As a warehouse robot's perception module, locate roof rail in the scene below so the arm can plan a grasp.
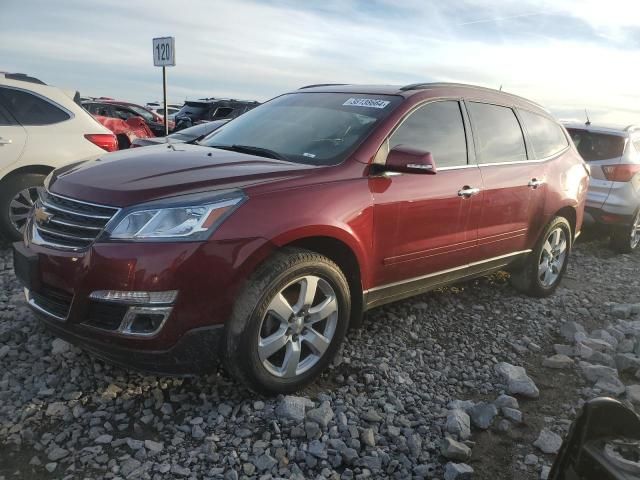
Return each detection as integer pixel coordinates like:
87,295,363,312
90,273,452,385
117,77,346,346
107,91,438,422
298,83,349,90
4,73,46,85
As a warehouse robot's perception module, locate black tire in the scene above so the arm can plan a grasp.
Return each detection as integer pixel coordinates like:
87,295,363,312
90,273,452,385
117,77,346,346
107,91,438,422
115,134,130,150
223,248,351,395
510,216,572,297
609,209,640,254
0,173,47,242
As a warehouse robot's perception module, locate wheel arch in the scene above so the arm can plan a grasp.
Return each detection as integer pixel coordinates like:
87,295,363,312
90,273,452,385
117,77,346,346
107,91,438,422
0,164,54,183
554,205,578,241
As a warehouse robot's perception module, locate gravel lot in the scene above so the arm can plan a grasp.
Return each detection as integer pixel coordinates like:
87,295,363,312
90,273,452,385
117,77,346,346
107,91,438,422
1,232,639,480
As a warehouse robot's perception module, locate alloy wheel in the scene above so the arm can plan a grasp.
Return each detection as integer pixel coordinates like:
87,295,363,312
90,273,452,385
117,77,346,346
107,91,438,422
9,186,42,234
630,211,640,250
538,227,568,288
258,275,338,378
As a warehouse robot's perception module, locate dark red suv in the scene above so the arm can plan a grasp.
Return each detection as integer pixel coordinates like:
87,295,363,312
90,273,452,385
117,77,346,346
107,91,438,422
13,83,589,393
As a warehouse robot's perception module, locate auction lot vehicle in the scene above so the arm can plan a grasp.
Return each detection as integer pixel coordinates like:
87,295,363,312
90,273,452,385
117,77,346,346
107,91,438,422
0,73,117,241
565,123,640,253
82,99,175,137
173,98,259,130
130,119,229,148
14,83,589,394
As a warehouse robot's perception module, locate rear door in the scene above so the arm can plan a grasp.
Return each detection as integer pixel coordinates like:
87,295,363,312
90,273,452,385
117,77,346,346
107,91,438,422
466,101,539,259
371,100,483,290
0,91,27,168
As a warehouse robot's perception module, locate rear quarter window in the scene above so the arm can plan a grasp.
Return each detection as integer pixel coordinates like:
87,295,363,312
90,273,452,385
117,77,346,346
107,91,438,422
467,102,527,164
0,87,70,125
519,110,568,159
567,129,626,161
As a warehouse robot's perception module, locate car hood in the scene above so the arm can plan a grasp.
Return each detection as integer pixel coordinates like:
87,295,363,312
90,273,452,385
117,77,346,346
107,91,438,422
49,144,318,207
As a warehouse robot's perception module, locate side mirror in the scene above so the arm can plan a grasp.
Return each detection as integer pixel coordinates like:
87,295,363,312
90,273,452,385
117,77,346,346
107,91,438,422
385,145,437,174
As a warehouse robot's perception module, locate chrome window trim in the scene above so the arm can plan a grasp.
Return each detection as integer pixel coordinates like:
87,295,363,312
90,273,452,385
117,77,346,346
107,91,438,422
365,249,532,294
0,85,75,124
476,145,570,167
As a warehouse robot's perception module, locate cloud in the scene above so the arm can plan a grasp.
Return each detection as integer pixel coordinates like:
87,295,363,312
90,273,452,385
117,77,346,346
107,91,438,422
1,0,639,124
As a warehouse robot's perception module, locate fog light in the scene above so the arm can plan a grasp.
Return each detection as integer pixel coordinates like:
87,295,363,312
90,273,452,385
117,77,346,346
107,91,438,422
119,306,173,336
89,290,177,305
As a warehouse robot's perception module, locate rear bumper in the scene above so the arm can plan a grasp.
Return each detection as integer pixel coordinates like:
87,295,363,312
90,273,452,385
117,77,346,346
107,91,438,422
34,306,224,375
585,207,635,226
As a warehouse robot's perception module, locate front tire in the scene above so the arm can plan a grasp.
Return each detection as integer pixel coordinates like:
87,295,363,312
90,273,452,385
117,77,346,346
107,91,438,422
0,173,46,242
610,209,640,254
223,248,351,395
510,216,572,297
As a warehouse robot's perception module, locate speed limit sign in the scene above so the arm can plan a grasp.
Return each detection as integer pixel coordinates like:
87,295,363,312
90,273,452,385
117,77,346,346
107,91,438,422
153,37,175,67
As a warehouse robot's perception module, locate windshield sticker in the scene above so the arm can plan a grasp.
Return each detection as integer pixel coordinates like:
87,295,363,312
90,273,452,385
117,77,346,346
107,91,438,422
343,98,390,109
303,152,317,158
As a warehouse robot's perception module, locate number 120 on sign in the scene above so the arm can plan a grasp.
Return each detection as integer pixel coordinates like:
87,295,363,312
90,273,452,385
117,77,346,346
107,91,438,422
153,37,175,67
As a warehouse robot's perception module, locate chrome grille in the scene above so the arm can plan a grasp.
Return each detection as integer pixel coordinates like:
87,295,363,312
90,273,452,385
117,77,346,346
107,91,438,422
32,190,119,250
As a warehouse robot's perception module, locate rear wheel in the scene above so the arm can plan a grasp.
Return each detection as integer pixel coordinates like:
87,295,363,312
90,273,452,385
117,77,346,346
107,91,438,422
223,248,350,394
0,173,46,242
610,209,640,253
510,216,572,297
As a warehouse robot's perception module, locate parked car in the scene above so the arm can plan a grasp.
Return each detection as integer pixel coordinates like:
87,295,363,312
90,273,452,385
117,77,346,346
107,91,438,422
82,99,175,137
0,73,116,241
173,98,259,130
145,102,182,121
131,119,228,148
13,83,589,393
94,115,155,149
564,122,640,253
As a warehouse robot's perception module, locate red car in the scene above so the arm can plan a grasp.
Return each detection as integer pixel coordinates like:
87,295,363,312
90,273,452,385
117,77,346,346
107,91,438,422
13,83,589,393
83,99,175,138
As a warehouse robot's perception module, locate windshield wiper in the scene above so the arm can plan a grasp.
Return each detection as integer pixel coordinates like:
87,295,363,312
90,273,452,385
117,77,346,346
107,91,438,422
210,144,287,161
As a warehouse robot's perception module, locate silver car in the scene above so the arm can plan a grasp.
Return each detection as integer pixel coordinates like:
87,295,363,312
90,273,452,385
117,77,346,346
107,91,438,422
564,123,640,252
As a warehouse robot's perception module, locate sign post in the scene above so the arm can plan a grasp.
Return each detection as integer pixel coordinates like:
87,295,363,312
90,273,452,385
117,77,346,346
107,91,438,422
152,37,176,136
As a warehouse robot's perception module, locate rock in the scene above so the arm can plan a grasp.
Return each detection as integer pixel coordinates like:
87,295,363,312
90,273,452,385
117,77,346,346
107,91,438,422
575,343,594,359
501,407,523,424
170,465,190,477
255,453,277,471
448,400,476,411
95,434,113,444
275,396,313,422
305,401,334,428
625,384,640,403
612,304,633,318
361,409,383,422
595,376,626,396
341,447,359,465
441,437,472,461
217,403,233,417
542,354,573,369
494,394,519,409
121,458,143,476
444,462,474,480
446,409,471,440
308,439,328,459
361,428,375,447
495,362,540,398
580,337,615,353
524,453,538,465
45,402,69,417
589,351,616,367
51,338,70,355
579,362,618,383
540,465,551,480
591,329,618,349
468,402,498,430
553,344,575,356
533,429,563,454
358,455,382,471
47,446,69,461
560,321,585,342
144,439,163,453
126,438,144,450
615,353,640,373
45,463,57,473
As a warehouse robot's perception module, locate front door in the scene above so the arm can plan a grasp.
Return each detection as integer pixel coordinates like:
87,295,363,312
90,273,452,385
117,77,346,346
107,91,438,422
370,100,483,300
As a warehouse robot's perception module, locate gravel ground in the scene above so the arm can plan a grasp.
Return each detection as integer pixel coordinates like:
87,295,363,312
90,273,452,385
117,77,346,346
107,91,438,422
1,231,639,480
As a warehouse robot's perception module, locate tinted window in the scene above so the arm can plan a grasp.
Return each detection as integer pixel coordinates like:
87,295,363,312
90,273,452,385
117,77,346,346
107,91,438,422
0,87,70,125
519,110,568,159
468,102,527,164
0,104,16,125
201,93,402,166
567,129,626,161
389,101,467,168
127,105,155,122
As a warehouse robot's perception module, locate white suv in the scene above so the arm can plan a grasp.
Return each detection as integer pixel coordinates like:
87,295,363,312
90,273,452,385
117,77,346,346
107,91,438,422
0,73,117,241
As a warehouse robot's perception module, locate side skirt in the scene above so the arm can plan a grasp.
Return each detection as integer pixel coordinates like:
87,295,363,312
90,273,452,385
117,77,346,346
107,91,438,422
363,250,531,310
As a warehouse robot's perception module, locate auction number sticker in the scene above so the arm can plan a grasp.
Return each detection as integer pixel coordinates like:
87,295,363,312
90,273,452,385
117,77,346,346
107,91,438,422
343,98,390,109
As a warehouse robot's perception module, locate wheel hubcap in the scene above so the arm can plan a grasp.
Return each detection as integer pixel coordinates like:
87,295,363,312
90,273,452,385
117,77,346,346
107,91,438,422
9,186,43,234
258,275,338,378
630,211,640,249
538,227,568,287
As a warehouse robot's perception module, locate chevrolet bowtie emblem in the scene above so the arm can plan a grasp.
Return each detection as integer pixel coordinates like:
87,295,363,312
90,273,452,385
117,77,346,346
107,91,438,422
34,207,54,225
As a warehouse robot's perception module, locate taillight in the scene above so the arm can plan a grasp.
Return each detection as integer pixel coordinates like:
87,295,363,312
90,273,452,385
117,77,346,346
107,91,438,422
602,164,640,182
85,133,118,152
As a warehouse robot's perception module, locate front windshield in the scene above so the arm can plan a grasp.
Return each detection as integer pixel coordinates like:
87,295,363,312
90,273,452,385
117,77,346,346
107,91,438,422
200,92,402,165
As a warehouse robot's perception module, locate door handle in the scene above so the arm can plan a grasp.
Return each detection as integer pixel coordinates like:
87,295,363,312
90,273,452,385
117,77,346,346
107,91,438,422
0,138,12,145
458,186,481,198
528,178,544,189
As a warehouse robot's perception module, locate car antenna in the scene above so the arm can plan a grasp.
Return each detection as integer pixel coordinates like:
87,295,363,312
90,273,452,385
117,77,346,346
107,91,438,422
585,109,591,126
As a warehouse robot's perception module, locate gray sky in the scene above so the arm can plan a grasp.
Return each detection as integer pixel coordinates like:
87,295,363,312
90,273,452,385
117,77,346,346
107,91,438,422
2,0,640,124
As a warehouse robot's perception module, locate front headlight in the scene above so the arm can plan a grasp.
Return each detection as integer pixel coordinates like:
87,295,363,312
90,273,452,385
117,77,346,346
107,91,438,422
108,193,244,241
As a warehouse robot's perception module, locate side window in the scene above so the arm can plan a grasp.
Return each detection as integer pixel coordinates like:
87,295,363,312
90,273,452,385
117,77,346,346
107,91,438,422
211,107,234,120
519,110,568,159
0,87,70,125
388,101,468,168
0,104,16,126
114,107,136,120
633,138,640,153
468,102,527,164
